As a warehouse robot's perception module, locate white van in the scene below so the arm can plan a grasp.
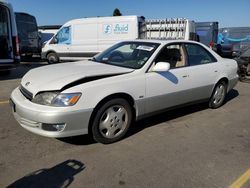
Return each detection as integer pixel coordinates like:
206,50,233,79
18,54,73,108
0,0,20,72
42,16,145,63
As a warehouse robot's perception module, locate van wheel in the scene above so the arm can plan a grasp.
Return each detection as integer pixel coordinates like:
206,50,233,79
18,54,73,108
91,98,132,144
209,81,227,109
47,53,59,64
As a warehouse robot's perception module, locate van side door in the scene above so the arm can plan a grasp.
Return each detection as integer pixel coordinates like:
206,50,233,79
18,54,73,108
70,23,98,60
182,43,220,100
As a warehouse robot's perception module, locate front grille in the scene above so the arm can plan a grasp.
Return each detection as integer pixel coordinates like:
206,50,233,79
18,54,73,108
20,85,33,101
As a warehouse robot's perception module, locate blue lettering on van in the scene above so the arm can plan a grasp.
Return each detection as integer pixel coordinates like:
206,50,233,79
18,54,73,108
103,24,112,34
114,24,129,34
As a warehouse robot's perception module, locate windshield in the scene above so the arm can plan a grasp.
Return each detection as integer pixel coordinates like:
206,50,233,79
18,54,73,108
93,41,160,69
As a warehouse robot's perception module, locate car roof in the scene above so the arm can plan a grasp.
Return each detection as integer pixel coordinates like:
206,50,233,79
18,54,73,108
133,39,201,45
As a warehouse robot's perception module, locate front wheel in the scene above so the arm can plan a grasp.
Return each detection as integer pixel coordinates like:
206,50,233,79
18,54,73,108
47,52,59,64
91,98,133,144
209,81,227,109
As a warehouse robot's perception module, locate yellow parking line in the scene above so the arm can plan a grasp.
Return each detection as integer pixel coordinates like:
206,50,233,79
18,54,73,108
0,100,9,105
229,169,250,188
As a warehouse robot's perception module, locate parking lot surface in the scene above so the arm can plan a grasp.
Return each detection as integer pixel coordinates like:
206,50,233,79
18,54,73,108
0,62,250,188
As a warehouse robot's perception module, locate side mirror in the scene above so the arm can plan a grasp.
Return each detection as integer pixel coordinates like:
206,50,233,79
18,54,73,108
50,36,58,44
152,62,170,72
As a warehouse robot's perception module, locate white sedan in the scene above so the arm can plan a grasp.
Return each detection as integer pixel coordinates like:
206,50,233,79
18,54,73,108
10,40,238,144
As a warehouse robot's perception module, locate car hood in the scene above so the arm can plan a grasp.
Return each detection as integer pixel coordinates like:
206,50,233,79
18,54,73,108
21,61,134,95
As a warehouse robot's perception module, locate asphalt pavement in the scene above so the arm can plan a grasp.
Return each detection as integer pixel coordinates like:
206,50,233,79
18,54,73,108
0,62,250,188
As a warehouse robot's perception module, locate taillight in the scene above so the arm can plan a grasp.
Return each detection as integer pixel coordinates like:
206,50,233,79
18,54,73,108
209,41,214,48
15,36,20,56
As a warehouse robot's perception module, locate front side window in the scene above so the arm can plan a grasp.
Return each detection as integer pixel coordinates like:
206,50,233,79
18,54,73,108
185,43,216,66
56,26,71,44
94,42,160,69
155,43,186,69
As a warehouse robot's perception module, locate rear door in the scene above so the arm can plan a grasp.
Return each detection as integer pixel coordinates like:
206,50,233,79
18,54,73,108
182,43,219,100
0,3,13,64
145,42,219,114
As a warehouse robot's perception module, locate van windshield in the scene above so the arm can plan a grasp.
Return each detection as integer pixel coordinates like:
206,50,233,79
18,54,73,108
93,41,160,69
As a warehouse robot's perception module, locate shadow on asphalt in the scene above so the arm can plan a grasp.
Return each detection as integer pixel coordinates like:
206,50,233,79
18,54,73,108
60,89,239,145
58,135,97,146
7,160,85,188
225,88,239,103
0,57,47,81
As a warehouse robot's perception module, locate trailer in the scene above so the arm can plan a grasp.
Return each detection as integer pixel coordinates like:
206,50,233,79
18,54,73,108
145,18,196,40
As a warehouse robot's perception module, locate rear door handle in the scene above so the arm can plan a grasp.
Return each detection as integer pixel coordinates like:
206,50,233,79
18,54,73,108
182,75,189,78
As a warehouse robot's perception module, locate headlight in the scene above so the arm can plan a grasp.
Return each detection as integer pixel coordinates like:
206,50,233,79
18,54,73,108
52,93,81,106
32,92,81,107
32,92,59,105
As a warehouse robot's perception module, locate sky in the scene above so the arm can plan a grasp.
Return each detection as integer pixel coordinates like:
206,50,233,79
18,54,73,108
7,0,250,28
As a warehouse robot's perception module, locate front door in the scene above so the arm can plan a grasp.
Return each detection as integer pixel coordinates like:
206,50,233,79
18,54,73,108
145,43,191,113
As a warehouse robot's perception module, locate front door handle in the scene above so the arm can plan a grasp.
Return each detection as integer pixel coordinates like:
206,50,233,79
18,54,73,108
182,75,189,78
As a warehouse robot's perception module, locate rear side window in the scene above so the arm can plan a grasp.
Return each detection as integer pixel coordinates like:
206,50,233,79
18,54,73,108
185,43,216,66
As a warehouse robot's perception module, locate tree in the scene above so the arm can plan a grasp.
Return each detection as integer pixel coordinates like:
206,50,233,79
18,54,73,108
113,8,122,16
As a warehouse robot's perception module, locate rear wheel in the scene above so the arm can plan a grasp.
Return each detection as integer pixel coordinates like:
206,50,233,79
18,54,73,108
47,52,59,64
91,98,132,144
209,81,227,109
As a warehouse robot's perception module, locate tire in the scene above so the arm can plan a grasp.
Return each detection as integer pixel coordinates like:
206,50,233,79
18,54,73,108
91,98,133,144
47,52,59,64
209,81,227,109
